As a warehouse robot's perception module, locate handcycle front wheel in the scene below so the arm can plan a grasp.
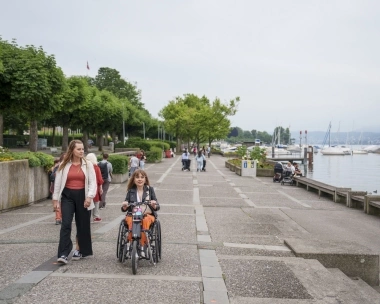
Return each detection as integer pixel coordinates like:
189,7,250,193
131,240,139,275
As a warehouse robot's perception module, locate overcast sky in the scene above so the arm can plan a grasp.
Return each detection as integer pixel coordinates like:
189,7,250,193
1,0,379,134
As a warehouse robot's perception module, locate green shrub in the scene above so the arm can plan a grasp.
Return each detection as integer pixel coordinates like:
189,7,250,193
146,146,162,163
236,146,247,158
107,155,129,174
0,151,54,171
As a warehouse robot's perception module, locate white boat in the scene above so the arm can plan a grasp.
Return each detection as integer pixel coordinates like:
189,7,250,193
320,122,346,155
320,146,346,155
287,145,302,153
364,145,380,153
352,149,368,154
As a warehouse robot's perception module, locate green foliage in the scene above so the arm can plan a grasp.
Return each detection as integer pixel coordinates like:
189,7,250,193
107,154,129,174
146,146,162,163
92,67,143,109
0,151,54,171
159,94,239,146
236,146,247,158
250,147,267,164
116,138,170,152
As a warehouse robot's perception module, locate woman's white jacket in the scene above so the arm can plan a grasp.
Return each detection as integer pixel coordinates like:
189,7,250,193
53,160,97,202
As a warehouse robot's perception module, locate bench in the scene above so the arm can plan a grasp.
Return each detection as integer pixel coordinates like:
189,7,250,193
347,191,367,209
364,195,380,215
293,177,336,199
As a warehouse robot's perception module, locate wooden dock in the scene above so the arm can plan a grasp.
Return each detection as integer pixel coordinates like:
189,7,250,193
292,176,380,214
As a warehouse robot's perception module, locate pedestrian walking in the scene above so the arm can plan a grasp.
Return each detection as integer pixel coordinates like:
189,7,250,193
86,153,103,223
50,154,65,225
139,150,146,170
98,153,113,209
52,140,96,264
129,152,140,176
195,150,205,172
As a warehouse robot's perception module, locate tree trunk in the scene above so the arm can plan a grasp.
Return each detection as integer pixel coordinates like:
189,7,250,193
52,126,56,147
111,131,116,143
0,113,3,146
176,137,181,154
104,132,108,146
62,124,69,151
97,133,103,151
83,131,89,154
29,120,38,152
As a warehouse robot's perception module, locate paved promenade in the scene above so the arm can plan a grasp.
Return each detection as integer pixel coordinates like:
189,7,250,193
1,155,380,303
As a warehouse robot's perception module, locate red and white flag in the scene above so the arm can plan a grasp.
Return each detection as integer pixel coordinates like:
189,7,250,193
87,61,90,70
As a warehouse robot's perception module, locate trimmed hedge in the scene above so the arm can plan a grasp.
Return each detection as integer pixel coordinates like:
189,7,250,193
97,154,129,174
146,147,162,163
0,152,54,171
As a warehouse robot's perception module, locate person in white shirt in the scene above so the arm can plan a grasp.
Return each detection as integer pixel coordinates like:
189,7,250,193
182,149,190,171
129,153,140,175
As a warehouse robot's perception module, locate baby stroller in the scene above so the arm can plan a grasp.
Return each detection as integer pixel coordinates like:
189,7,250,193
182,159,191,171
281,169,294,186
273,162,283,182
201,159,206,172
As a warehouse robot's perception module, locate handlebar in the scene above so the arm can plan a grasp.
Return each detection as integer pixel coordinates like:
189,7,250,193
128,201,150,207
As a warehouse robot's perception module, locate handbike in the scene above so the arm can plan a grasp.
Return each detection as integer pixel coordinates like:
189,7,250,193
116,201,161,275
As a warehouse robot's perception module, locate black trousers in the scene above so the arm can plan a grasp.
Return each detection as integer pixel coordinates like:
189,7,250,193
58,188,92,257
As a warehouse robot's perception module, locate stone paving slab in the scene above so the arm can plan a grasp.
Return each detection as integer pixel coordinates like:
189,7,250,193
13,277,202,304
0,243,57,291
0,214,53,230
155,191,194,205
221,259,312,299
215,246,295,258
201,198,249,208
0,222,65,242
53,242,200,277
155,183,194,191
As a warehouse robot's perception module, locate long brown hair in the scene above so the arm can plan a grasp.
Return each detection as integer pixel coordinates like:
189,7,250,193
126,169,150,190
59,140,87,171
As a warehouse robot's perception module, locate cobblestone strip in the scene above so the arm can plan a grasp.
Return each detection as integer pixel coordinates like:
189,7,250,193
193,166,229,304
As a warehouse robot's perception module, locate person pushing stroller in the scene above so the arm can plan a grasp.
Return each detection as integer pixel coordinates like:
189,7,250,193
181,149,191,171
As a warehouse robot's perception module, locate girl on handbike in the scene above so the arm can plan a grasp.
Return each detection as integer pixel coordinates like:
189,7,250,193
121,169,159,258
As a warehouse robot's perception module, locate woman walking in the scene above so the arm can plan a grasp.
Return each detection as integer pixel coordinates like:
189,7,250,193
52,140,96,264
195,150,205,172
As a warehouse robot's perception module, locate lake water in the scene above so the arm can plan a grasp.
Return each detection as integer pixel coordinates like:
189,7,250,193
299,146,380,193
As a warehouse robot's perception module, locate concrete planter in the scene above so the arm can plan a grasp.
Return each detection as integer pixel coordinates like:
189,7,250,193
111,172,129,184
256,168,274,177
225,160,269,177
0,160,49,212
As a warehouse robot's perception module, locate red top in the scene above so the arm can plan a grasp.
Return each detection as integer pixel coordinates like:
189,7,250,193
93,164,104,202
65,164,85,189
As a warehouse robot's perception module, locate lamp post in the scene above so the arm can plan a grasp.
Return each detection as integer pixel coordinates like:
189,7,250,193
123,120,125,145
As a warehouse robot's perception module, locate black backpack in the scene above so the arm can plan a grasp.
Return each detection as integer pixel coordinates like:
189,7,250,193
50,166,58,183
98,161,109,181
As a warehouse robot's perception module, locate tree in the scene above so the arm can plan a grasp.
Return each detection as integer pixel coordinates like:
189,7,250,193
160,94,239,150
0,40,65,151
51,76,91,151
92,67,143,109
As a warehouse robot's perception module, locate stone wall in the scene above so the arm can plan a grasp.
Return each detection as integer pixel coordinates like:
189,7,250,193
0,160,49,212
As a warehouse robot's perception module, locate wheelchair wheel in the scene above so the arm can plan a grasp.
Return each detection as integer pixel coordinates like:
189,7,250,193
151,222,159,263
156,220,162,260
116,220,125,259
131,240,139,275
118,226,127,263
121,233,129,263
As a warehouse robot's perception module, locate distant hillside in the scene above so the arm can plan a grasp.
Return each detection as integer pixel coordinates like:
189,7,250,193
290,131,380,145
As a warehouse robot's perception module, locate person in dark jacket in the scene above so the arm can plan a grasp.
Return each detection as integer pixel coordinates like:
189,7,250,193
121,169,159,258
